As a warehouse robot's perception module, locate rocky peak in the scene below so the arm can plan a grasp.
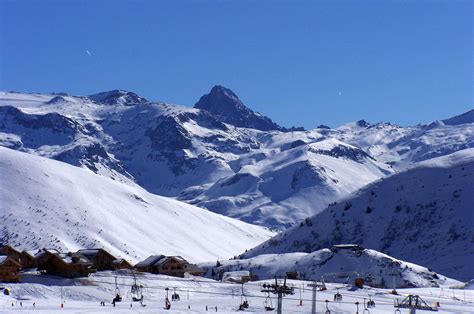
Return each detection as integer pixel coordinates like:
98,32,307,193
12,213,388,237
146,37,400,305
194,85,284,131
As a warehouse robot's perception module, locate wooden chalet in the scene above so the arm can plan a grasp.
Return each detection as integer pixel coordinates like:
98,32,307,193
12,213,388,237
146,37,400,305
0,255,21,282
112,258,133,270
0,245,22,264
38,251,96,278
135,255,203,277
35,249,61,269
76,248,121,271
21,250,41,269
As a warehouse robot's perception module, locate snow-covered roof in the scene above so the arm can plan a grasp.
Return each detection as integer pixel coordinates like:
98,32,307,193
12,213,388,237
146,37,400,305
54,253,92,265
77,249,101,256
23,250,39,258
135,255,165,267
44,249,60,254
0,255,21,267
154,256,187,266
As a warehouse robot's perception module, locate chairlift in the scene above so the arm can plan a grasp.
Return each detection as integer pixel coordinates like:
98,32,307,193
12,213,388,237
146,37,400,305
333,288,342,302
131,276,143,303
112,276,122,303
171,287,180,301
367,295,375,308
263,292,274,311
238,282,249,310
164,288,171,310
325,299,331,314
363,298,370,313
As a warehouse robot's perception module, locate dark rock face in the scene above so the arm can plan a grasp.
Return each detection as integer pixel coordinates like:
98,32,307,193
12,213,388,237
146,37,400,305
88,90,148,106
0,106,84,148
54,143,133,179
308,144,374,163
194,85,284,131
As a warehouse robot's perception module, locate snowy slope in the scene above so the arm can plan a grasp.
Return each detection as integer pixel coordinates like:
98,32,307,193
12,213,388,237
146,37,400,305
243,149,474,281
0,147,274,263
201,248,460,288
2,271,472,313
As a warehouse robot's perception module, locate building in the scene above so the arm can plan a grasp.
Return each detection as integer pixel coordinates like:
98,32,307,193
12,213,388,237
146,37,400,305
0,255,21,282
76,248,121,271
135,255,203,277
35,249,61,269
112,258,133,270
38,252,96,278
0,245,22,264
21,250,40,269
330,244,365,253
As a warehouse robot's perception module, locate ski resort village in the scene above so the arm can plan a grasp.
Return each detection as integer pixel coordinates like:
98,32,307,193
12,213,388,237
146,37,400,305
0,87,472,313
1,1,473,311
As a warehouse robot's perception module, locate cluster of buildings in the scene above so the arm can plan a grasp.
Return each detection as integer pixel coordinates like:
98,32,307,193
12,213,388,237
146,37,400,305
0,245,203,283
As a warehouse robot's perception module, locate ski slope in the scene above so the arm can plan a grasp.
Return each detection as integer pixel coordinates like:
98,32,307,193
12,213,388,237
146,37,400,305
1,271,472,313
0,147,273,263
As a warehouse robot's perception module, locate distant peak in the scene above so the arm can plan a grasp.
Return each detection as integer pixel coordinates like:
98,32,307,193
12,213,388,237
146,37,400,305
194,85,286,131
88,90,148,106
356,120,371,128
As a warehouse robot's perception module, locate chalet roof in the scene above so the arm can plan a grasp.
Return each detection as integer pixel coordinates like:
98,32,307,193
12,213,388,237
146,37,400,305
23,250,42,258
112,258,132,266
46,253,93,266
44,248,61,254
0,245,21,254
77,249,101,255
76,248,117,259
155,256,187,266
0,255,21,267
135,255,165,267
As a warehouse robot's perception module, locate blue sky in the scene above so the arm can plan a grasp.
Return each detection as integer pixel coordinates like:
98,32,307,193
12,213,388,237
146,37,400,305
0,0,472,128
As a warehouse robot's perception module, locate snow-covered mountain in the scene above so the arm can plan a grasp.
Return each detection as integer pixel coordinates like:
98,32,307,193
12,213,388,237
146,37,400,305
242,149,474,281
181,137,392,227
0,89,472,229
201,246,460,288
0,147,273,263
194,85,300,132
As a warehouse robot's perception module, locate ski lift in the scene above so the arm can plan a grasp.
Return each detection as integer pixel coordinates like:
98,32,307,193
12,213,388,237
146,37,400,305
238,282,249,310
325,299,331,314
333,288,342,302
164,288,171,310
263,292,274,311
131,276,143,303
171,287,180,301
394,309,401,314
112,276,122,303
367,295,375,308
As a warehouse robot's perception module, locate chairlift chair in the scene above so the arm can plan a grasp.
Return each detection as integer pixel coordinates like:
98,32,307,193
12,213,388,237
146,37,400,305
333,288,342,302
171,287,180,301
367,295,375,308
325,299,331,314
131,284,143,302
164,288,171,310
263,293,274,311
112,276,122,303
